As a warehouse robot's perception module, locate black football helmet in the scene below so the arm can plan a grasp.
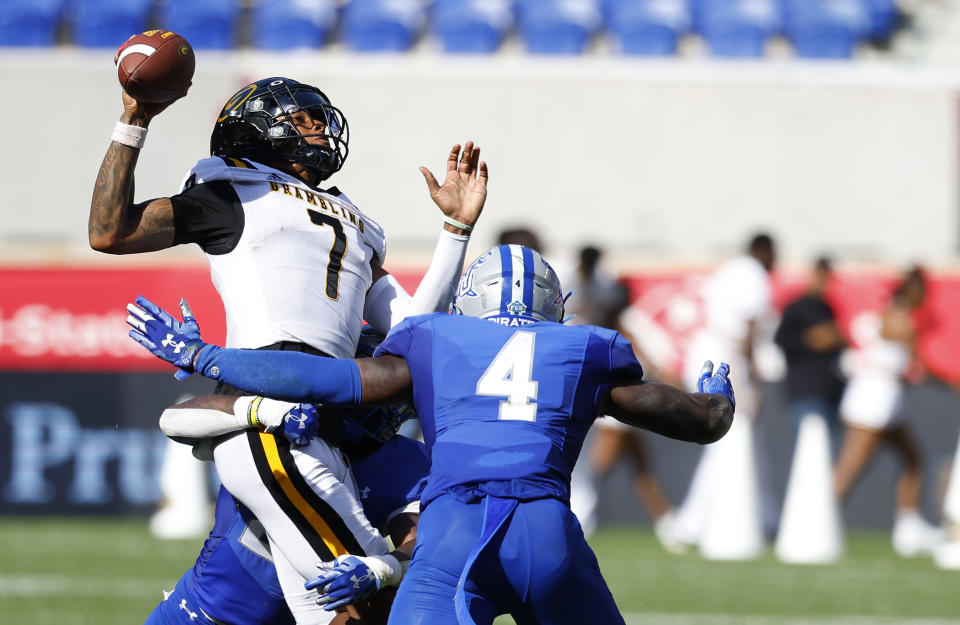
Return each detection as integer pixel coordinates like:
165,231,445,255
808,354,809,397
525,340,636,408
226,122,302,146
210,77,348,181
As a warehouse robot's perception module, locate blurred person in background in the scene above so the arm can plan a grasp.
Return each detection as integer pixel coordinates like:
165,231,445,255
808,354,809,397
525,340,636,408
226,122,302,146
834,266,943,557
674,233,776,557
774,256,846,447
565,245,684,551
497,226,544,253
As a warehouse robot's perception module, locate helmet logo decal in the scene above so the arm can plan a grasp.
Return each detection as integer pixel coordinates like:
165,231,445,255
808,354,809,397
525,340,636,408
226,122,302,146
217,84,257,123
507,300,527,316
455,249,494,299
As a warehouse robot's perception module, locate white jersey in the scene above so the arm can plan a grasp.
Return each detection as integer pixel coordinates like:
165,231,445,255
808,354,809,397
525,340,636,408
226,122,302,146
176,156,386,358
701,255,771,344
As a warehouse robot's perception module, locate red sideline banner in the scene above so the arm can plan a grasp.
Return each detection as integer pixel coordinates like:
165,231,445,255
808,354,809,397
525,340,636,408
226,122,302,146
623,269,960,385
2,267,959,383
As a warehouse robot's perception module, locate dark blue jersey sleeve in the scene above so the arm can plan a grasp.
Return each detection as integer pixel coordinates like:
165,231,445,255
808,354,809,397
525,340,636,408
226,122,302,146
608,331,645,383
375,314,436,359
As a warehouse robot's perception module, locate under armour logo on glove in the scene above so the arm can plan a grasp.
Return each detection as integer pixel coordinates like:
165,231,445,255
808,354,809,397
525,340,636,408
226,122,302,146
350,572,373,589
161,335,187,353
306,555,380,611
282,404,321,447
127,296,207,380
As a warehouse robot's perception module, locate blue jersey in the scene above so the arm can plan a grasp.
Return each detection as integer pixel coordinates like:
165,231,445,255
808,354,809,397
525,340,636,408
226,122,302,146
376,314,644,507
159,436,429,625
350,435,430,531
181,487,293,625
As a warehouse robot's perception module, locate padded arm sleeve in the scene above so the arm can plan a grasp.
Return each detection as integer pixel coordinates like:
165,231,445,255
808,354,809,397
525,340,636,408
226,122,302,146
159,406,249,439
364,229,469,333
194,346,363,404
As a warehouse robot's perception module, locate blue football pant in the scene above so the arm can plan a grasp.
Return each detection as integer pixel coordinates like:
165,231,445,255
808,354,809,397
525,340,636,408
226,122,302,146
388,494,625,625
143,575,218,625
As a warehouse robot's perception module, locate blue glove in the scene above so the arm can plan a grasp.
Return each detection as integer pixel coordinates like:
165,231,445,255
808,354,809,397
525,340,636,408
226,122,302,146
127,296,206,378
306,555,379,611
282,404,320,447
697,360,735,410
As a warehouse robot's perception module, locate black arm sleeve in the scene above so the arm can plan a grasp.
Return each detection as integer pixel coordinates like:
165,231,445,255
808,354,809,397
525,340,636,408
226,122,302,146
170,180,245,255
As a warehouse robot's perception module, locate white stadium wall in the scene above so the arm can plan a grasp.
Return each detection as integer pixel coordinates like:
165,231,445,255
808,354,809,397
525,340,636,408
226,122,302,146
1,51,959,267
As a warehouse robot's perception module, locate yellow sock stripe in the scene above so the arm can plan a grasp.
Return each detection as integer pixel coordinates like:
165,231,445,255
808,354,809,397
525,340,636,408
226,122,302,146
257,432,349,557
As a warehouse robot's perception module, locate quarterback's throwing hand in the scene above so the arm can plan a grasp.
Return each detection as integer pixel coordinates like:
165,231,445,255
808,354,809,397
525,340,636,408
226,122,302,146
698,361,735,411
127,296,207,377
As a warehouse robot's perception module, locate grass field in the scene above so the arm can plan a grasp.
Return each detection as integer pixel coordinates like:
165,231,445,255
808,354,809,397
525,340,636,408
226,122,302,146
1,518,958,625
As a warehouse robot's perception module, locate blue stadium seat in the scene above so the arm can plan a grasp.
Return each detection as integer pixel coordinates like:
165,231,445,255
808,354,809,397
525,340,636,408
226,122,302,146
431,0,512,54
160,0,239,50
863,0,898,40
784,0,870,59
342,0,425,52
517,0,602,55
698,0,781,58
252,0,335,50
0,0,64,47
70,0,153,48
607,0,691,57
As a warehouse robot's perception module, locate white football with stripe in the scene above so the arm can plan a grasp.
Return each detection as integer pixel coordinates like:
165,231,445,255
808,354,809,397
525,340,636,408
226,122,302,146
115,30,195,104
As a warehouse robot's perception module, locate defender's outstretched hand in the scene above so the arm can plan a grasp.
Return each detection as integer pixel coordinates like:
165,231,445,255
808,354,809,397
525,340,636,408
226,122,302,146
420,142,488,233
127,296,207,377
698,361,735,411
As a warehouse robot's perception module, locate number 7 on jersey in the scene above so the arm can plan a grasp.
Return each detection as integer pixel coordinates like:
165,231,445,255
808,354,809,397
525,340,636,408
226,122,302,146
476,331,539,422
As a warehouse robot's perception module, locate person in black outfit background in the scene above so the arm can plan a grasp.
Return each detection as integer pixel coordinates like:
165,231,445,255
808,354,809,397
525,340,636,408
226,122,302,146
774,257,847,447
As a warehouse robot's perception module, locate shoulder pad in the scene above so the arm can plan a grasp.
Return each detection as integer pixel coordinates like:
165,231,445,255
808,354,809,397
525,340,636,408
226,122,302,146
179,156,258,192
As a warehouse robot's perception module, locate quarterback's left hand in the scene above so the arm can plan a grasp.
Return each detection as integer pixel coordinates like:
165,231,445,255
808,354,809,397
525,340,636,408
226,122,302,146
420,141,488,233
697,360,735,411
127,296,207,378
306,553,405,611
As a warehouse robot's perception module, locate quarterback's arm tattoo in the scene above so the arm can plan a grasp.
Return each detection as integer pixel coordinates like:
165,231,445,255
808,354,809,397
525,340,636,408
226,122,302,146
600,382,733,445
89,140,176,254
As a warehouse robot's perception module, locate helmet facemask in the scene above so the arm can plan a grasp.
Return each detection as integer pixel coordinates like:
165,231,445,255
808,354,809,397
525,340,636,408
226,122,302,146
211,78,349,182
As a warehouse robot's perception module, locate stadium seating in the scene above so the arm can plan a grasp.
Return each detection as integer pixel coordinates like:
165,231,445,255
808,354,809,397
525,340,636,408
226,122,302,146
251,0,336,51
517,0,603,55
342,0,425,52
0,0,64,47
863,0,898,40
69,0,153,48
160,0,239,50
431,0,513,54
607,0,691,57
698,0,781,58
783,0,871,59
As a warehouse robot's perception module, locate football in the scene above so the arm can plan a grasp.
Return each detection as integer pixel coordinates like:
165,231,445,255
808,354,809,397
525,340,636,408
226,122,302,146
115,30,195,104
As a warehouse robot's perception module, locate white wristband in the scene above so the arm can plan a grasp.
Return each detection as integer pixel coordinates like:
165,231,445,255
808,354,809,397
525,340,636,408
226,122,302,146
367,553,407,587
442,215,474,233
111,121,148,149
234,395,297,431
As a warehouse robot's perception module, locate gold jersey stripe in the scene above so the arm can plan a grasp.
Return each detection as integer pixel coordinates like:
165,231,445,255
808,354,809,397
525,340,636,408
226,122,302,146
256,432,349,557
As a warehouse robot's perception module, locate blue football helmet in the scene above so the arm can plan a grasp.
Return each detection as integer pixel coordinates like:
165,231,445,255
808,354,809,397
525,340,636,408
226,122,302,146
452,244,565,326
